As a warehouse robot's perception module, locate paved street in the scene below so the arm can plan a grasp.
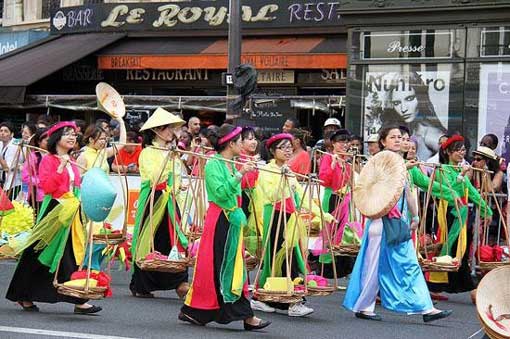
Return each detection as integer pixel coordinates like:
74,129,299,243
0,261,486,339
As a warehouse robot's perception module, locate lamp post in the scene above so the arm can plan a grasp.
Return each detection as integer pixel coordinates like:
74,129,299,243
226,0,242,121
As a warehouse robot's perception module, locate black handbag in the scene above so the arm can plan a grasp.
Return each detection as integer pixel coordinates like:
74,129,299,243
382,190,411,246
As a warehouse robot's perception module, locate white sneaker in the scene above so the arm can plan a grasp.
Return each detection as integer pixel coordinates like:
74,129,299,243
250,300,276,313
288,302,314,317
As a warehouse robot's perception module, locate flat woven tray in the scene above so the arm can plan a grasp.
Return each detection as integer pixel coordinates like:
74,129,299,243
306,286,336,297
55,284,106,300
331,244,360,257
479,261,510,272
137,258,189,273
254,289,304,304
419,259,460,272
93,233,125,245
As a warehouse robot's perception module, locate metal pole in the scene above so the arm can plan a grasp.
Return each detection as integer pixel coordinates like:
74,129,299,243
226,0,242,121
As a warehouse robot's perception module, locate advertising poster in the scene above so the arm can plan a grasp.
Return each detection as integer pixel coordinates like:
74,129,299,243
363,67,450,160
478,64,510,163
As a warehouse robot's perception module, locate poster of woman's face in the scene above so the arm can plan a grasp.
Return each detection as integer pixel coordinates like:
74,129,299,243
363,66,450,160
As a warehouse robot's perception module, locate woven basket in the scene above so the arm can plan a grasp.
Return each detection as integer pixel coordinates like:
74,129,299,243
0,253,17,261
55,284,106,300
93,233,125,245
137,258,189,273
331,244,359,257
419,259,460,272
254,289,304,304
419,243,443,257
479,261,510,272
306,286,336,297
476,266,510,339
245,256,259,272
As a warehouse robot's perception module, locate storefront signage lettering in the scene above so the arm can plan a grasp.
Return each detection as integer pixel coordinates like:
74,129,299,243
0,41,17,55
288,2,341,23
51,1,342,34
62,64,104,82
125,69,209,81
362,31,453,60
257,70,295,84
321,69,346,81
386,40,425,54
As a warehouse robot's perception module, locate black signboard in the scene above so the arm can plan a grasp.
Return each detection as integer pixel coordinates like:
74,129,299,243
50,1,342,34
237,87,296,134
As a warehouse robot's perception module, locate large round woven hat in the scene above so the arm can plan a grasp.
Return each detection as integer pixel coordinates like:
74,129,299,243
96,82,126,119
81,168,117,222
476,266,510,338
353,150,406,219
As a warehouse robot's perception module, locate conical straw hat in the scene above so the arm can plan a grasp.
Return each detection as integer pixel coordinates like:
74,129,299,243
140,107,185,131
353,150,406,219
476,266,510,338
96,82,125,119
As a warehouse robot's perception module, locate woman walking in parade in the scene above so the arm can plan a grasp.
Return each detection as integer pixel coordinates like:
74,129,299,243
318,129,355,279
76,119,126,175
21,128,48,209
251,133,335,317
181,124,271,331
130,108,189,299
6,121,101,314
427,135,492,295
343,126,451,322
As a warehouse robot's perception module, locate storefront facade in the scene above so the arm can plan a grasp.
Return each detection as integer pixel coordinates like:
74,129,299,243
0,1,348,138
341,0,510,160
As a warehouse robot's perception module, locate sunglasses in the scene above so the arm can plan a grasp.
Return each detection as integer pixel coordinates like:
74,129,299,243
473,156,485,162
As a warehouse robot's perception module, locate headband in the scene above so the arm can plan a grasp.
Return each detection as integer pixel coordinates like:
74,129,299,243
47,121,77,137
266,133,293,149
218,126,242,145
441,135,464,150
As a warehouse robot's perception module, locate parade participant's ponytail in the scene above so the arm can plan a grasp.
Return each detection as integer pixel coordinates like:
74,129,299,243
211,124,242,152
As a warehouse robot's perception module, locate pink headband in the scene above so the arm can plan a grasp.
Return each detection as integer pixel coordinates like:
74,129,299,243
218,127,242,145
266,133,293,149
47,121,77,137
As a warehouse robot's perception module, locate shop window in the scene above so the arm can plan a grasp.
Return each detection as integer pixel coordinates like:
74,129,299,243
475,62,510,163
41,0,52,19
348,62,465,160
480,27,510,57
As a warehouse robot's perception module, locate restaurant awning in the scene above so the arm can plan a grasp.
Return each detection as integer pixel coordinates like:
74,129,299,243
97,36,347,70
0,33,125,103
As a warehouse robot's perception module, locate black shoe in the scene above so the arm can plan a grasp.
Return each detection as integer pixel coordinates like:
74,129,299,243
244,320,271,331
74,305,102,315
18,302,39,312
178,312,205,326
130,288,154,298
355,312,382,321
423,309,452,323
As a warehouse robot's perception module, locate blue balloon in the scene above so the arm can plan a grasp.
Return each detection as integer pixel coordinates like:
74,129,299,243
81,168,117,222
